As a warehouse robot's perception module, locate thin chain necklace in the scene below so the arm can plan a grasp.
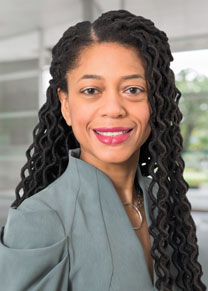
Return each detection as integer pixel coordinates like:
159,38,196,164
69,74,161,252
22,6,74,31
122,182,144,230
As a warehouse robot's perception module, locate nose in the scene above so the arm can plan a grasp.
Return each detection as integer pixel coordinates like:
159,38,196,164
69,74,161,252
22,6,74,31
99,90,127,118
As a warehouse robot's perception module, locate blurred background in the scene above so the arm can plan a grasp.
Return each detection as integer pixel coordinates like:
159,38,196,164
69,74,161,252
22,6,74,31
0,0,207,284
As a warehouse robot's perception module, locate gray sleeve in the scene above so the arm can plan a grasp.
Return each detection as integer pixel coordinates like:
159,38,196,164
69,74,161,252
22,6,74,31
0,198,70,291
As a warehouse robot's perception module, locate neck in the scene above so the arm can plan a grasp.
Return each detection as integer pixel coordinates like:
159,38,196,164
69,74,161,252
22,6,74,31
80,149,140,204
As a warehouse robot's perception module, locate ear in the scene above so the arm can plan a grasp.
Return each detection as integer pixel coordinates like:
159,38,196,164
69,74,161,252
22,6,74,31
57,88,72,126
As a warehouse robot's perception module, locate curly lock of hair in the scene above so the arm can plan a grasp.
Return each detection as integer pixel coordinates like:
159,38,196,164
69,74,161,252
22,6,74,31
11,9,206,291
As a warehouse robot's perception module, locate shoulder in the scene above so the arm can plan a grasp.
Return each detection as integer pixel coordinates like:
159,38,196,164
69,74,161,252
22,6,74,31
3,197,66,249
17,158,80,234
3,159,80,248
0,188,70,290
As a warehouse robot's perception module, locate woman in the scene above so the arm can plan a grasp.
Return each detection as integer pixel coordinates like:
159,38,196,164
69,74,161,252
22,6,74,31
0,9,206,291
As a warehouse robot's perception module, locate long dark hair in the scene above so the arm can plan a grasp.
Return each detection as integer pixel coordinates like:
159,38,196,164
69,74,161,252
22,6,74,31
11,10,206,291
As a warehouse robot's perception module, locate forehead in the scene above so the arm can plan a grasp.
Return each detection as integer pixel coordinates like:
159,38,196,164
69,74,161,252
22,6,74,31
68,42,145,78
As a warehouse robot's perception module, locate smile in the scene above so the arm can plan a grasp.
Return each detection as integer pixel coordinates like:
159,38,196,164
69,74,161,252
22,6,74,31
93,129,133,145
94,130,131,136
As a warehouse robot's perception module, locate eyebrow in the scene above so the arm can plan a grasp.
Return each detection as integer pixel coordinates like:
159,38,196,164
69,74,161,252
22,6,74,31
79,74,145,81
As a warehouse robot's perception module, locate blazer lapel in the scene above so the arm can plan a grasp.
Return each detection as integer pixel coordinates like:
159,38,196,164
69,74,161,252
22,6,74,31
96,164,155,290
70,148,156,290
136,168,158,288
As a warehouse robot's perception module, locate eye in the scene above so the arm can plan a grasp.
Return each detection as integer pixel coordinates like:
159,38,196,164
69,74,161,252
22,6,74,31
81,88,99,95
125,87,144,94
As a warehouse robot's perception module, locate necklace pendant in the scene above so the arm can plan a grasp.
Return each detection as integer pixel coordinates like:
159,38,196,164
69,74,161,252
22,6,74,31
122,202,143,230
122,182,144,230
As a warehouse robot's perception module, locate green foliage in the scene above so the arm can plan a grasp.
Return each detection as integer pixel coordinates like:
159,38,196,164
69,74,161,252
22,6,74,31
183,168,208,188
176,69,208,92
176,69,208,152
176,69,208,188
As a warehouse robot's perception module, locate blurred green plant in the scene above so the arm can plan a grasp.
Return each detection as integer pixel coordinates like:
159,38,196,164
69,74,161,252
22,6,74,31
183,168,208,188
176,69,208,187
176,69,208,152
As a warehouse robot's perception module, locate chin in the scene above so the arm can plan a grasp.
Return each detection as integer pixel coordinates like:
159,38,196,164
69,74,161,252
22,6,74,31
96,149,133,164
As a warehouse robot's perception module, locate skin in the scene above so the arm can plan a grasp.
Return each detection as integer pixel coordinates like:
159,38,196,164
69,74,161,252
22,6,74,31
58,42,152,205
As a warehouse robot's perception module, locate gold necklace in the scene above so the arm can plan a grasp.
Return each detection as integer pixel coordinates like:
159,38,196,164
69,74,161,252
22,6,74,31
122,184,144,230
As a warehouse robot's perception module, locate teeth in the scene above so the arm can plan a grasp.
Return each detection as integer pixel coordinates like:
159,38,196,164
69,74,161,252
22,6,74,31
95,130,129,136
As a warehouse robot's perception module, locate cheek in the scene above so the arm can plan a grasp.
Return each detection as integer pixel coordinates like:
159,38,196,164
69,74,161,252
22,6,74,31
138,104,152,140
134,102,151,124
69,102,91,130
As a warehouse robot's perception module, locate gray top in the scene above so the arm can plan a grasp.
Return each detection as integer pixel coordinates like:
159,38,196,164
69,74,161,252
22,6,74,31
0,147,178,291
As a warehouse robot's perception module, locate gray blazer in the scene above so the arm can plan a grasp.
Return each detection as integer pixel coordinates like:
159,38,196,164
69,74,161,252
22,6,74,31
0,147,177,291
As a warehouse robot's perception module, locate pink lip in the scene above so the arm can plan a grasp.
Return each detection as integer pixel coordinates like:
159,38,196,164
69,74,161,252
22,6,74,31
93,128,133,145
93,127,132,132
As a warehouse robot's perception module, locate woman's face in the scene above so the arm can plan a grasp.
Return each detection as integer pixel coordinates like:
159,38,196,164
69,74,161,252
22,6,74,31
58,42,151,166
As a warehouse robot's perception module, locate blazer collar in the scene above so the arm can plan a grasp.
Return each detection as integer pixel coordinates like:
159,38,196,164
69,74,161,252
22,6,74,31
68,147,156,288
69,147,152,229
